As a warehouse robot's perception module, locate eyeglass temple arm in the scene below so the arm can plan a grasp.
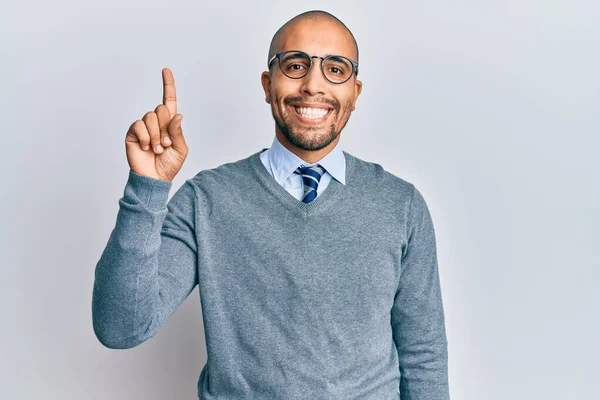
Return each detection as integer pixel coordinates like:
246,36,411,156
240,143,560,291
267,54,277,68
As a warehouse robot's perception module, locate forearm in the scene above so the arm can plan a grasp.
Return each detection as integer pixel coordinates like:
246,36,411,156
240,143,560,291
92,170,198,349
392,185,450,399
395,278,449,399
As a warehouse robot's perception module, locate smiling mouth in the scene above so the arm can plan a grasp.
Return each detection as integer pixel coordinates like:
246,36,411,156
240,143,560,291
292,106,332,122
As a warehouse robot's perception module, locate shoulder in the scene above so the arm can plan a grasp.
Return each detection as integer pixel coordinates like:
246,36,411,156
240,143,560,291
168,153,255,216
344,151,416,200
343,151,435,224
186,152,256,190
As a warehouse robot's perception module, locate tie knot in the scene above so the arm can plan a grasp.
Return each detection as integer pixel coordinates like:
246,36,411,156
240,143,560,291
295,164,325,181
294,164,326,203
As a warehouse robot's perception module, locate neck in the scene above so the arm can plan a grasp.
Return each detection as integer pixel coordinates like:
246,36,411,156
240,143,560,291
275,129,340,164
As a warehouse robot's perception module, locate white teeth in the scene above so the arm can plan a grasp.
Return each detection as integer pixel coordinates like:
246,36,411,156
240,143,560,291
294,107,329,119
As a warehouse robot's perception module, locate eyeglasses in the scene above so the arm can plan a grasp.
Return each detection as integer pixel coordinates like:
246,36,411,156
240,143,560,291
268,50,359,84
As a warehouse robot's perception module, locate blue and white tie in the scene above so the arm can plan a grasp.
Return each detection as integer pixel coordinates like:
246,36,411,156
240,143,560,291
294,164,325,203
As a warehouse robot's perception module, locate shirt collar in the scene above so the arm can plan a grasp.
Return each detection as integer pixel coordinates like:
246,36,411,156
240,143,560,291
268,135,346,186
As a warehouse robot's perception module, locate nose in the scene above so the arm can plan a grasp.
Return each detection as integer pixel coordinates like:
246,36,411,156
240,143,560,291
299,58,327,96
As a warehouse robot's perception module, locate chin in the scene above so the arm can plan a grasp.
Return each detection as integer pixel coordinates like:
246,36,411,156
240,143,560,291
281,124,339,151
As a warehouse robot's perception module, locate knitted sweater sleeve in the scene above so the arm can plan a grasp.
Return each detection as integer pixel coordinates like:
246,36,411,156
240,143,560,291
92,170,198,349
391,185,450,399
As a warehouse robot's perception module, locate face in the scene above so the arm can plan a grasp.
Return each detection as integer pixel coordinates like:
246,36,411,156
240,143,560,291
261,19,362,152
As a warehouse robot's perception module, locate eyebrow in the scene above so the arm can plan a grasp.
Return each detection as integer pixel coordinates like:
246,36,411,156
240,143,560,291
325,55,351,65
278,51,356,64
282,53,308,61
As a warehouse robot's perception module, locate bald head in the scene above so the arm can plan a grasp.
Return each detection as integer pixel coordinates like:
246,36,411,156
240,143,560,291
267,10,359,72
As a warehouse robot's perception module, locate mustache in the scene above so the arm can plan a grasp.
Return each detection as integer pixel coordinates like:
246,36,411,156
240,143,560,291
284,96,340,109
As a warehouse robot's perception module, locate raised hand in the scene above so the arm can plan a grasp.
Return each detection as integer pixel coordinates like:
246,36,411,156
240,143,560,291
125,68,188,182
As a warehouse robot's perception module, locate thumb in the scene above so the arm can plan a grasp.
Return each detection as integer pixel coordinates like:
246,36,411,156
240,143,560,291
167,114,186,151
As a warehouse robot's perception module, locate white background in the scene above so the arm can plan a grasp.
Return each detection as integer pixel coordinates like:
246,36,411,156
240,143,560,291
1,0,598,399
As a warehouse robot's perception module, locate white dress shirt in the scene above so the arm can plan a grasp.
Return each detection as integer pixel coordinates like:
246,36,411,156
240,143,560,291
259,135,346,201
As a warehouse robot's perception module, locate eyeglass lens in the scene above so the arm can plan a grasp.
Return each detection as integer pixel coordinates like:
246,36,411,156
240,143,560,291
279,51,353,83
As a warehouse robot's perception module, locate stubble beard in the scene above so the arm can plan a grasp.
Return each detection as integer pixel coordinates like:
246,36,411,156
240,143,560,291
272,96,353,151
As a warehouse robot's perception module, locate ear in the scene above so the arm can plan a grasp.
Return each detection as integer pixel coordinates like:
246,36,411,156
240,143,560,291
261,71,272,104
350,79,363,111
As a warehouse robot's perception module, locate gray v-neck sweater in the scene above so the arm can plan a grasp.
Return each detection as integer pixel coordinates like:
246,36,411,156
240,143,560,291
92,149,449,400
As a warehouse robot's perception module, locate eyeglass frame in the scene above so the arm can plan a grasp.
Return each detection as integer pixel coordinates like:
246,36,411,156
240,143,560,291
267,49,359,84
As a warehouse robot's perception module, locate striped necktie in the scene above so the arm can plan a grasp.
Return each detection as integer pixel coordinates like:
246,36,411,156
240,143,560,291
294,164,325,203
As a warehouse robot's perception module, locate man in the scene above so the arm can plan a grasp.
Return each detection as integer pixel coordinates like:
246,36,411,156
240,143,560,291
92,10,450,400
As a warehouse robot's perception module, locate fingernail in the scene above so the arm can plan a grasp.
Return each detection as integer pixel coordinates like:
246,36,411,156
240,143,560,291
163,136,171,145
143,145,150,151
156,145,163,152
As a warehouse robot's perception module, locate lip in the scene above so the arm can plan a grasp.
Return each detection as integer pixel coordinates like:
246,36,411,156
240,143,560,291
290,103,333,124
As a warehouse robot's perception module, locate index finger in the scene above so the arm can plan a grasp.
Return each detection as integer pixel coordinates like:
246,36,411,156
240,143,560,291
162,68,177,118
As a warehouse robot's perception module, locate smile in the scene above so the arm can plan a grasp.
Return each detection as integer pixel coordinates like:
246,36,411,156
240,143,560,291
292,106,332,123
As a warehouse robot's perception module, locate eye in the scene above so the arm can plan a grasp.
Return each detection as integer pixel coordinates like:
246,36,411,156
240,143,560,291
288,63,306,71
327,65,347,75
324,58,350,76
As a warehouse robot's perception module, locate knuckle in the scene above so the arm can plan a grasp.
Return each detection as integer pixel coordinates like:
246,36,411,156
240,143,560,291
132,120,145,133
142,112,156,122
